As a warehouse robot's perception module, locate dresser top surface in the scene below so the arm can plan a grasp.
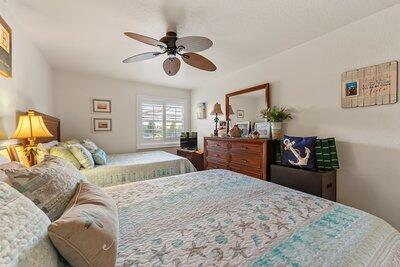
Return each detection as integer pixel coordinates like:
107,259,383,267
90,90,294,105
204,136,276,144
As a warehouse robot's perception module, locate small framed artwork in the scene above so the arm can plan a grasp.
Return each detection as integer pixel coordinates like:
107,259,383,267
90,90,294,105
93,118,112,132
344,80,359,97
237,121,250,137
92,99,111,113
9,145,30,167
237,109,244,118
196,102,207,119
254,122,271,138
0,146,11,163
0,16,12,78
219,120,227,128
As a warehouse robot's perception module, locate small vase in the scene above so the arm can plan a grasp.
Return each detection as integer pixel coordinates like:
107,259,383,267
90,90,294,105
270,122,283,140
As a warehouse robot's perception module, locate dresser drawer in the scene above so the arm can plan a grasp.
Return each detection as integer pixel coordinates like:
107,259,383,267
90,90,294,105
230,164,263,179
206,161,228,170
230,142,263,154
206,140,229,151
230,153,262,169
207,150,229,161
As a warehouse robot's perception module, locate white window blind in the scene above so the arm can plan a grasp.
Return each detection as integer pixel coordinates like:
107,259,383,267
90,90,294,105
137,96,188,149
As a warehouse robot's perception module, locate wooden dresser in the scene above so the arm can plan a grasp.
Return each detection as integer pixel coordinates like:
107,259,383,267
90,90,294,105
204,137,276,180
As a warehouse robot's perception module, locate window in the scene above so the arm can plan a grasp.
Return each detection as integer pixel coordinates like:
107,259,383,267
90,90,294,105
137,95,188,149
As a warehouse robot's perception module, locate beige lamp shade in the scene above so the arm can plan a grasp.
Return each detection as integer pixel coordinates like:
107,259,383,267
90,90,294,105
210,102,224,116
228,105,235,115
12,111,53,140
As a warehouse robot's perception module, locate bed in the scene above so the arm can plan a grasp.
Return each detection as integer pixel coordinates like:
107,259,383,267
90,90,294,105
104,169,400,266
80,150,196,187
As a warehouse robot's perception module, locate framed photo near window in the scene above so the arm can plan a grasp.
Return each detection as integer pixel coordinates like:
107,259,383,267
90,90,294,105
93,118,112,132
237,109,244,118
0,146,11,163
237,121,250,137
92,99,111,113
9,145,30,167
0,16,12,78
254,122,271,138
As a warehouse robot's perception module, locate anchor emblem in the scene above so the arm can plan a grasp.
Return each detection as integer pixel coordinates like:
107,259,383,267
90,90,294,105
283,139,310,167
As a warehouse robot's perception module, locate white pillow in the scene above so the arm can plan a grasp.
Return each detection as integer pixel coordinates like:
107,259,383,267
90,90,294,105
36,140,59,163
0,182,60,266
81,139,99,154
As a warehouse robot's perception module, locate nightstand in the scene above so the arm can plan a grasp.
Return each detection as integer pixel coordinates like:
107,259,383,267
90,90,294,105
177,149,204,171
271,164,336,201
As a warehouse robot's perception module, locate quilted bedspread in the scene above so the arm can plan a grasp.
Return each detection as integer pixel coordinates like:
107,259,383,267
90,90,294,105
104,169,400,266
81,151,196,187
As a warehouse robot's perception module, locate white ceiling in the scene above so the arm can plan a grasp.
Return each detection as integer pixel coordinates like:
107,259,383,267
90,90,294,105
7,0,400,89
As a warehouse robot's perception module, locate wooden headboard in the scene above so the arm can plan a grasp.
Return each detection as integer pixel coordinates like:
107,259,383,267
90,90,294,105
16,110,61,143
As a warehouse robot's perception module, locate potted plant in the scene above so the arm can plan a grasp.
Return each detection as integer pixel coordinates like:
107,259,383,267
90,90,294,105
260,106,292,139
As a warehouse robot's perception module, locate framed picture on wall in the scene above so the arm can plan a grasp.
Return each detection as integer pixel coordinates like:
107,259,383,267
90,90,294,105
93,118,112,132
92,99,111,113
254,122,271,138
237,109,244,118
0,16,12,78
196,102,207,119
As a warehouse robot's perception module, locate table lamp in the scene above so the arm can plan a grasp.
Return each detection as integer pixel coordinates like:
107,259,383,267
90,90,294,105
12,111,53,165
210,103,224,136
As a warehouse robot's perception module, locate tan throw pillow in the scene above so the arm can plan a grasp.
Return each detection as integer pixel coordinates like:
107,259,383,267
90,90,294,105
5,155,84,221
50,146,82,170
48,182,118,267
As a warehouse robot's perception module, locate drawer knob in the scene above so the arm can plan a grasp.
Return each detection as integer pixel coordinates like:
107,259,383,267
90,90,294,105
241,159,248,163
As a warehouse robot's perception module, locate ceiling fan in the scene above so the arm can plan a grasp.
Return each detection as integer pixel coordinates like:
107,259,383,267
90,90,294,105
123,31,216,76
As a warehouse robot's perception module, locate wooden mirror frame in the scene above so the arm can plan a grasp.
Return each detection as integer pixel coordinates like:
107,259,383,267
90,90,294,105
225,83,270,134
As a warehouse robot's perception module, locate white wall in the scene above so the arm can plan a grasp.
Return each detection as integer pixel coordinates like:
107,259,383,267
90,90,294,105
53,70,191,154
191,5,400,230
0,2,53,144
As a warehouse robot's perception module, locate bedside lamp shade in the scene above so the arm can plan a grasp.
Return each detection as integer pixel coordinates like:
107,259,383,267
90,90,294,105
12,111,53,144
210,102,224,116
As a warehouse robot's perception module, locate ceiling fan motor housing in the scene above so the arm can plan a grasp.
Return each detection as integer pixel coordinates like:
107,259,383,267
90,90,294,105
160,31,179,52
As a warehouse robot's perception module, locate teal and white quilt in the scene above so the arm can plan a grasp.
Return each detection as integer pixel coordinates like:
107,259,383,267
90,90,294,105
105,169,400,266
81,151,196,187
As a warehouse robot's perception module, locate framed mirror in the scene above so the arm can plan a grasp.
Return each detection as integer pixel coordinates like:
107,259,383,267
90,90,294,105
225,83,270,135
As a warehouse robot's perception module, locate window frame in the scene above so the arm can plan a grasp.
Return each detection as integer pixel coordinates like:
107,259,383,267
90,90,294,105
137,95,189,149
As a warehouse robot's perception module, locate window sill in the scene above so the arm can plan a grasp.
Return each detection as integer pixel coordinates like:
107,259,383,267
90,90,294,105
137,143,180,150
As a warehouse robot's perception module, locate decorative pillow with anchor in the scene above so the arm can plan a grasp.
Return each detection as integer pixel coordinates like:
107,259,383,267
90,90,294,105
281,135,317,171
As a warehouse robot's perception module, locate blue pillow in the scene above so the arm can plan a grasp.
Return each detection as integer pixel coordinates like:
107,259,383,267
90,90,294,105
281,135,317,171
92,148,107,165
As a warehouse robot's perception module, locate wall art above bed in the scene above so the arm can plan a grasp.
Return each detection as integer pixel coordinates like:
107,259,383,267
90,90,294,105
93,118,112,132
0,16,12,78
341,61,398,108
92,99,111,113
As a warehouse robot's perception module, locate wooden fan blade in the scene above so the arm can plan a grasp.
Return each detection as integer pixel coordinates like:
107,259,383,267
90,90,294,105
122,52,162,63
176,36,213,52
181,53,216,71
163,57,181,76
124,32,166,48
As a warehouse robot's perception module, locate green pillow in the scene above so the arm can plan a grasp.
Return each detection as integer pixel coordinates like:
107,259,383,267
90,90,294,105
50,146,81,170
68,144,94,169
92,148,107,165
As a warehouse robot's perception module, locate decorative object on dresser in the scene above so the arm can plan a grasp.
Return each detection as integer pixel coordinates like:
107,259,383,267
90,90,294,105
12,111,54,165
92,99,112,113
229,125,242,138
204,137,277,180
225,83,270,135
0,16,12,78
196,102,207,119
254,122,270,138
341,61,397,108
177,148,204,171
271,164,336,201
93,118,112,132
210,102,224,136
236,121,250,137
260,106,292,139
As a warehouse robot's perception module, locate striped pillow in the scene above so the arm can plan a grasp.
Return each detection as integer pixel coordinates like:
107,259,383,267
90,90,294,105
69,144,95,169
50,146,81,169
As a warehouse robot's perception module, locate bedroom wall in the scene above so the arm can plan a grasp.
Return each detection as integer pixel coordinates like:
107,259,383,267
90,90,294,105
53,70,191,154
0,2,54,145
191,5,400,230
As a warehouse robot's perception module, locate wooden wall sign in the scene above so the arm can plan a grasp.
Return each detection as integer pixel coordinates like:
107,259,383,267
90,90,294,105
341,61,398,108
0,16,12,78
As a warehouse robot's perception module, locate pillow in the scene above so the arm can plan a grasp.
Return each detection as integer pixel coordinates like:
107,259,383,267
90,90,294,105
5,155,84,221
0,161,26,185
36,140,59,163
92,148,107,165
0,182,59,267
81,139,99,154
50,146,81,170
282,135,317,171
48,182,118,267
69,144,95,169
